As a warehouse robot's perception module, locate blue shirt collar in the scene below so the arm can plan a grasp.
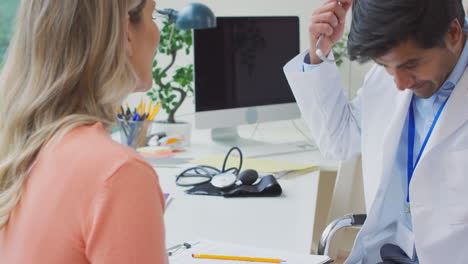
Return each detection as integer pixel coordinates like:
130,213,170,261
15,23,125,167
438,18,468,96
442,39,468,88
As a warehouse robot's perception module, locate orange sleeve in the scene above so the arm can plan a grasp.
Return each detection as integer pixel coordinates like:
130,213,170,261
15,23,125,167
84,158,168,264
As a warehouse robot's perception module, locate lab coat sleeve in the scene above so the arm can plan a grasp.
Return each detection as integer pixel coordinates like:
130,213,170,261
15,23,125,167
284,50,363,160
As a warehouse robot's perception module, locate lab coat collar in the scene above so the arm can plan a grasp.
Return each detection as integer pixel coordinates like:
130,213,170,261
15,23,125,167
419,69,468,161
378,88,412,190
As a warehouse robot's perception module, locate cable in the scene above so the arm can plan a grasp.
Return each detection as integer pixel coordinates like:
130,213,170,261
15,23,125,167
175,147,243,186
291,120,315,144
221,146,242,175
175,165,217,187
249,122,260,139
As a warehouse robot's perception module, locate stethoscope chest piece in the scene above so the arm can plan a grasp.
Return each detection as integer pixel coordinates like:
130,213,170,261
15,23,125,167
210,172,238,189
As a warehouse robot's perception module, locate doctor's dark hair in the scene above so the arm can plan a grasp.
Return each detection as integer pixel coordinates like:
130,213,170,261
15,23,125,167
347,0,466,63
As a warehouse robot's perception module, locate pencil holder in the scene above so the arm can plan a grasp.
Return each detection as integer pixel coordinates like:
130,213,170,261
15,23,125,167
119,119,153,149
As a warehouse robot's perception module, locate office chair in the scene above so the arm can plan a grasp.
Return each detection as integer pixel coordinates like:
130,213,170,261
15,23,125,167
318,213,367,256
315,155,367,259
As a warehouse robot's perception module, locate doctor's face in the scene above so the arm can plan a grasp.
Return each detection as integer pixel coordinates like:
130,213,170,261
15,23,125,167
374,20,464,99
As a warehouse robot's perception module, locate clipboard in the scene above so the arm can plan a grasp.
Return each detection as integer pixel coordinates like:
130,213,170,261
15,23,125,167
168,240,332,264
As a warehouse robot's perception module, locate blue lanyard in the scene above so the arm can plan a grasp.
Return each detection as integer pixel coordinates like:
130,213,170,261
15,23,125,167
407,95,450,202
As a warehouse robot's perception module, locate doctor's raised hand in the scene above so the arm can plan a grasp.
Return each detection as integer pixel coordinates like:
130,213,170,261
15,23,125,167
308,0,352,64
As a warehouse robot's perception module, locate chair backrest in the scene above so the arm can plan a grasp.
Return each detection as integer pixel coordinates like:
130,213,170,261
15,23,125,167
324,155,366,260
328,155,366,221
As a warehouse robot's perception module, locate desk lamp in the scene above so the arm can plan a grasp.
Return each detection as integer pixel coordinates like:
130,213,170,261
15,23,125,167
156,3,216,30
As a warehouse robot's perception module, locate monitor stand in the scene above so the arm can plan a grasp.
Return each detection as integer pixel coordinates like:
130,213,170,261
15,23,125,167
211,127,316,158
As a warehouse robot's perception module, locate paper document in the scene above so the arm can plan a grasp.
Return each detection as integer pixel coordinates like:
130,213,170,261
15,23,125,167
144,157,193,167
169,240,331,264
190,156,319,177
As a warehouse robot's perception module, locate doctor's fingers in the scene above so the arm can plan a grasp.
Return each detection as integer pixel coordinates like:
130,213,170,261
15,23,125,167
312,12,340,28
309,22,334,39
313,0,351,24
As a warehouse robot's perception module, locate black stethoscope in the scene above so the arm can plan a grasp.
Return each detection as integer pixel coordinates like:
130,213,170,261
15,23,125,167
175,147,244,189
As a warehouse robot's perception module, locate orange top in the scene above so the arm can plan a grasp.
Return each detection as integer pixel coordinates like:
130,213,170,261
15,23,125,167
0,123,168,264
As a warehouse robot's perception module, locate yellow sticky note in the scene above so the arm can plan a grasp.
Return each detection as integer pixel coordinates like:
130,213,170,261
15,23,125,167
190,156,319,174
137,146,171,153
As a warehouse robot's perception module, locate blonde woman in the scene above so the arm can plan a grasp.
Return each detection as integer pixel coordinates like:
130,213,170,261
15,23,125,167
0,0,168,263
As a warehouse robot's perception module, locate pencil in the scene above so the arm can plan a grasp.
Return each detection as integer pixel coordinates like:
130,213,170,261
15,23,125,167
192,254,286,263
147,102,153,115
136,103,142,116
148,102,162,121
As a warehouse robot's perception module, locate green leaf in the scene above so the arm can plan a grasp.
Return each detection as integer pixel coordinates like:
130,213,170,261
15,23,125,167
150,18,197,120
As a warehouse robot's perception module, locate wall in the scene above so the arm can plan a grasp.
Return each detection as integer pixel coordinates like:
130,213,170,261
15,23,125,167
128,0,468,120
126,0,372,122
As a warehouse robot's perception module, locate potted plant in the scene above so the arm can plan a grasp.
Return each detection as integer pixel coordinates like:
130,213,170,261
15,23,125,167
332,32,349,67
147,19,194,144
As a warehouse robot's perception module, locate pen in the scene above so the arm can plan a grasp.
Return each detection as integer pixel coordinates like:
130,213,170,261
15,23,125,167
192,254,286,263
119,99,160,121
125,107,131,117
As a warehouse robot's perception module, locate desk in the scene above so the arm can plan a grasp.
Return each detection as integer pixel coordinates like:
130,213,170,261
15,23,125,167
133,120,339,253
146,120,339,171
158,159,316,253
156,149,337,254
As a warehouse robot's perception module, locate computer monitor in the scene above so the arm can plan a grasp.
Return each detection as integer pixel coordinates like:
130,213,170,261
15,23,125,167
194,16,301,144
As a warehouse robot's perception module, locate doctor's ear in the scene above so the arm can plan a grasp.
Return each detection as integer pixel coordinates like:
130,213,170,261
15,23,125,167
125,14,134,57
445,18,463,48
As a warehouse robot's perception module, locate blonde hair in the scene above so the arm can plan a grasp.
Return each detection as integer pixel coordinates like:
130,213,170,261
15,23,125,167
0,0,144,228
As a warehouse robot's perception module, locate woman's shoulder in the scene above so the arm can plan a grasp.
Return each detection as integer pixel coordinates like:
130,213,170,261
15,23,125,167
42,122,153,184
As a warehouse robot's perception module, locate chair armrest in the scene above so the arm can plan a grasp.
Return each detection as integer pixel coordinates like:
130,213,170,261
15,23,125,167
318,214,367,256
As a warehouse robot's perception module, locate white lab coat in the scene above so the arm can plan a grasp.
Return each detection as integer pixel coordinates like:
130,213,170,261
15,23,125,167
284,51,468,264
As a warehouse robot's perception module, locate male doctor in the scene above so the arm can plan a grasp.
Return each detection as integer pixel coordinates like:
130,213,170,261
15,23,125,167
284,0,468,263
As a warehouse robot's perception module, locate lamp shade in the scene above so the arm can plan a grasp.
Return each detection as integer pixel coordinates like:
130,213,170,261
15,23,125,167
176,3,216,30
157,3,216,30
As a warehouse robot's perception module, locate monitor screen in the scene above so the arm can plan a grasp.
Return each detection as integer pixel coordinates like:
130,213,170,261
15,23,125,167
194,16,300,112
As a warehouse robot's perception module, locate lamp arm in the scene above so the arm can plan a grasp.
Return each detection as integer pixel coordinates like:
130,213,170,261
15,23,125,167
157,8,179,22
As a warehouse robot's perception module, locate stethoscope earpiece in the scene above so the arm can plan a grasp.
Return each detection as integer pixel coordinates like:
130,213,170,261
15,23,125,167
315,35,336,63
314,1,344,64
